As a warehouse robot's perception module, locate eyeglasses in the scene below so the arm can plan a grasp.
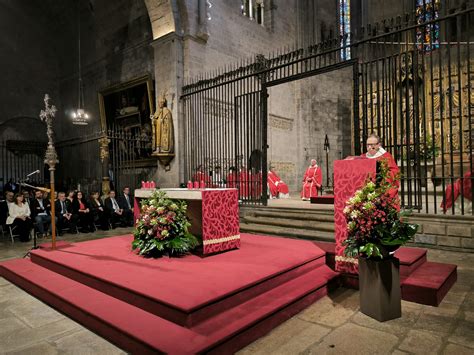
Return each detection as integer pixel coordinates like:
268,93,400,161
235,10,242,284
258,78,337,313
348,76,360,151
367,143,380,147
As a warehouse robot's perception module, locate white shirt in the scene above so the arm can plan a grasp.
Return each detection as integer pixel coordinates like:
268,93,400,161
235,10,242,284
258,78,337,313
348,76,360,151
6,203,31,225
111,198,120,212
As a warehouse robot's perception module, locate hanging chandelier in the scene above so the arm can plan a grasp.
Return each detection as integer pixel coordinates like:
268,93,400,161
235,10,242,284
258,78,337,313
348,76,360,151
71,2,89,125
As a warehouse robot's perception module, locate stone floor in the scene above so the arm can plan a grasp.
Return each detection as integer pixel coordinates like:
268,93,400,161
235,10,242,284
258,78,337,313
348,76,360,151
0,229,473,354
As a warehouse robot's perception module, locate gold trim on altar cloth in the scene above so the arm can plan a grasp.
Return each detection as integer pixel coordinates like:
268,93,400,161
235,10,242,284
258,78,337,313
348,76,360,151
335,255,359,264
203,234,241,246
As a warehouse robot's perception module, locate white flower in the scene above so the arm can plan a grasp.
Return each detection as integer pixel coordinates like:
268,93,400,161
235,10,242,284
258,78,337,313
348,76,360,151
350,210,360,219
367,192,377,201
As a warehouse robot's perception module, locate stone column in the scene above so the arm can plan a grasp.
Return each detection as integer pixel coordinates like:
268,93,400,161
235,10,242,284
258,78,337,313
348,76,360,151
151,32,184,187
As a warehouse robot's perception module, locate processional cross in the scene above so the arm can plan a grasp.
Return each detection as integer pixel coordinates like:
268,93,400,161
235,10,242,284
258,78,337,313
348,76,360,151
40,94,59,249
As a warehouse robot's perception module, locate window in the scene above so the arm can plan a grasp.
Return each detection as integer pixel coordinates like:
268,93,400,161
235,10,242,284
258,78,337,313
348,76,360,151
241,0,265,26
339,0,351,60
416,0,440,52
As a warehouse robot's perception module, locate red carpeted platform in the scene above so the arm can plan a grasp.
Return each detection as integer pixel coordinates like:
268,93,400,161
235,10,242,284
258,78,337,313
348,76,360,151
0,233,339,354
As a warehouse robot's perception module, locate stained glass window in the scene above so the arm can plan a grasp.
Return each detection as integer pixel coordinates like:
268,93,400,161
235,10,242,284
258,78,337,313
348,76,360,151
416,0,440,52
339,0,351,60
241,0,265,26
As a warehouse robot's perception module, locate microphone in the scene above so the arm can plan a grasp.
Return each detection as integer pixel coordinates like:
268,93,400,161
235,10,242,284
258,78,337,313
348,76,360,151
26,170,41,177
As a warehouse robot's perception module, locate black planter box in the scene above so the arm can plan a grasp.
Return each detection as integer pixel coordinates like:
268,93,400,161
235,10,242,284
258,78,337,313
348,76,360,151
359,257,401,322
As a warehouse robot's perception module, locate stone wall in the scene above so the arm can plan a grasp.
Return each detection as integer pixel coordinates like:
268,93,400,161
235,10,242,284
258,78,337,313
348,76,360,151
408,214,474,252
0,2,62,130
293,66,353,192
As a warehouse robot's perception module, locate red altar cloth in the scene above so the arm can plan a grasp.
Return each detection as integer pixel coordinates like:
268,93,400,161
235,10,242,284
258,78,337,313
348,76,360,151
134,188,240,254
334,159,377,274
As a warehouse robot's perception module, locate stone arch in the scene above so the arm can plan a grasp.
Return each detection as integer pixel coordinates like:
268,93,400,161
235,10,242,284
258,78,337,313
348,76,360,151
143,0,181,39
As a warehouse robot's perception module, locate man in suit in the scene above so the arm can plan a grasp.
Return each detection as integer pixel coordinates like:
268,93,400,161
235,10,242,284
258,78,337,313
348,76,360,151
55,192,78,235
117,186,134,227
104,190,125,228
30,190,53,237
0,191,14,226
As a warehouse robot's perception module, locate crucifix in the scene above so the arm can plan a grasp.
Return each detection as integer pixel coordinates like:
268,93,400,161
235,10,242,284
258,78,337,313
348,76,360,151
40,94,59,249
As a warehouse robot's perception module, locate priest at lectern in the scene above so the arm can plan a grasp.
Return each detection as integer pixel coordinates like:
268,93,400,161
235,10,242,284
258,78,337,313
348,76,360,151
362,133,399,197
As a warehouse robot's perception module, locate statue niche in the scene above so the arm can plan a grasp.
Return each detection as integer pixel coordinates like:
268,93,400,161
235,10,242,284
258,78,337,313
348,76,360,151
150,93,175,168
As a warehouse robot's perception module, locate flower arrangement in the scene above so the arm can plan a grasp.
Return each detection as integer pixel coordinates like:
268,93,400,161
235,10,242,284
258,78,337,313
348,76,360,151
343,160,419,259
132,190,199,257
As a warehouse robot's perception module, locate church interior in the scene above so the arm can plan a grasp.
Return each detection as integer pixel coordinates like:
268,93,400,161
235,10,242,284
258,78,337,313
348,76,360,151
0,0,473,353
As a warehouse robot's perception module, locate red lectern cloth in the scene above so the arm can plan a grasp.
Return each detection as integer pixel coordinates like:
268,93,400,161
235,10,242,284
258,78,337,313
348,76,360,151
334,159,377,274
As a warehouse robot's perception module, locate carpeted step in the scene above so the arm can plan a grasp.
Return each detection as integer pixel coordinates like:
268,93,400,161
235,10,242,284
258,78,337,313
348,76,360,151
28,234,327,328
394,247,427,278
0,259,205,354
243,215,335,232
311,241,429,278
240,223,335,242
195,265,340,354
401,261,457,306
0,259,338,354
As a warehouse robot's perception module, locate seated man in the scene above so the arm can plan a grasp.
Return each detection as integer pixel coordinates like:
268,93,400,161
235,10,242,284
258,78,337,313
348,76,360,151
30,190,53,238
55,192,78,235
104,190,125,227
301,159,322,201
441,171,472,214
0,191,14,226
267,166,290,199
301,159,323,201
117,186,134,227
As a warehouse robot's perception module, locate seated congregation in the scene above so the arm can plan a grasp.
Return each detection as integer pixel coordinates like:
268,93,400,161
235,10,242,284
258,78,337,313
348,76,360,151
0,186,135,243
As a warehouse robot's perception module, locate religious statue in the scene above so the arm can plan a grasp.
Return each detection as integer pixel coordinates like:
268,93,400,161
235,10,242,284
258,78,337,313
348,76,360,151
150,93,175,168
151,93,174,154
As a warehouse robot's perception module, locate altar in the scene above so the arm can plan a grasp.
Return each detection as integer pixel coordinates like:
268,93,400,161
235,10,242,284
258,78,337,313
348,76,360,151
134,188,240,254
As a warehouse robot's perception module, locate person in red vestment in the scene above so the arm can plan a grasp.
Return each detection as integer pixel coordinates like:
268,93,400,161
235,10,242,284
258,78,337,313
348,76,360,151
238,167,250,199
267,167,290,199
301,159,322,200
250,170,263,199
441,171,472,213
192,165,212,187
226,167,237,188
362,133,400,198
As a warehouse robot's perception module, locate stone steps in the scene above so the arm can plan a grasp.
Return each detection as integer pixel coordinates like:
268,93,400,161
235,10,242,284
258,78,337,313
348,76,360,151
240,222,335,242
243,215,335,232
240,206,336,243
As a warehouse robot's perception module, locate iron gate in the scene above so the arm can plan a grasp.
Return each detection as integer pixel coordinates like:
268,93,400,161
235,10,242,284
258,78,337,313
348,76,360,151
182,5,473,214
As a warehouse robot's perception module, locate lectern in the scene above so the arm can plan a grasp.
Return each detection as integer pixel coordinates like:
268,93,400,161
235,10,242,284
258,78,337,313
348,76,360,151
333,158,377,274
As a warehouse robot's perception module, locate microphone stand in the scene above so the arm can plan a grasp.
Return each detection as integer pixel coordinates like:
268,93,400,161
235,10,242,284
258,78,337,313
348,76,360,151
20,181,51,258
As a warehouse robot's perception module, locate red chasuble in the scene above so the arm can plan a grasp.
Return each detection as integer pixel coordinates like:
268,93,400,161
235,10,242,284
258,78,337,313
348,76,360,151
441,171,472,212
362,150,400,199
239,169,250,198
192,171,212,186
267,171,289,198
301,165,322,199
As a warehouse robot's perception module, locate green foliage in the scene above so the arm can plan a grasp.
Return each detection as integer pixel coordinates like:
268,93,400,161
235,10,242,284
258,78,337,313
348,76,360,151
131,190,200,257
343,159,419,260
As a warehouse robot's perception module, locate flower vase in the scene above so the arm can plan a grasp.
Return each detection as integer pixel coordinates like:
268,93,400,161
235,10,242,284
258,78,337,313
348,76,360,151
358,256,401,322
